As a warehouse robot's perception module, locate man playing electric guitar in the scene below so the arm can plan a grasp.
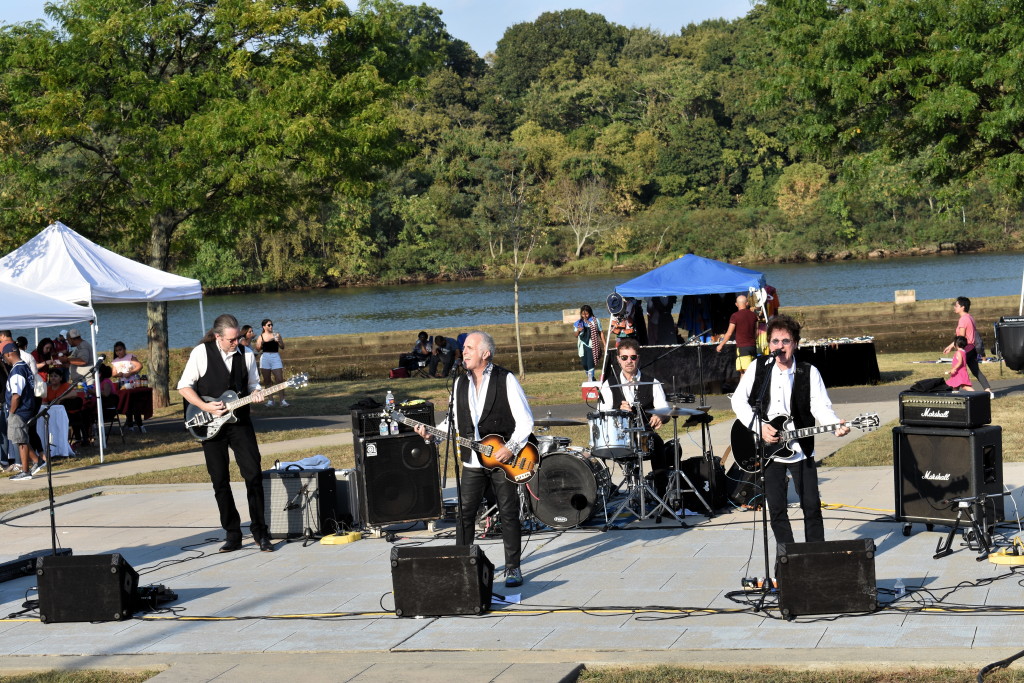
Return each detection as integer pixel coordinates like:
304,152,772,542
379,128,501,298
177,314,273,553
730,315,850,546
414,331,534,588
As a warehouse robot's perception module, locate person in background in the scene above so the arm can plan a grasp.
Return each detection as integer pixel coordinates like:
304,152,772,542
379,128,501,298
32,338,63,382
572,305,603,381
412,331,432,362
945,335,973,392
716,293,759,377
45,371,89,449
0,330,38,375
428,335,456,378
15,337,28,352
54,331,70,356
238,325,255,349
254,319,287,407
3,342,44,481
942,296,993,397
111,341,142,383
65,328,94,384
177,314,271,552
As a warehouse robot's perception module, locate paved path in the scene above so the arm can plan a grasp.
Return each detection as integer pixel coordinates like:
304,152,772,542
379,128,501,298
0,378,1021,681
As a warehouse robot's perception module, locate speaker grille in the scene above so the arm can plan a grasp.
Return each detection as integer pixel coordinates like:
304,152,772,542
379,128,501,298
357,434,442,525
893,425,1003,525
262,469,339,539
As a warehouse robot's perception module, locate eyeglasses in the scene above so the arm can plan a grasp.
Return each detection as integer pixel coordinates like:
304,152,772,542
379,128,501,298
619,354,638,360
769,339,793,346
219,335,240,344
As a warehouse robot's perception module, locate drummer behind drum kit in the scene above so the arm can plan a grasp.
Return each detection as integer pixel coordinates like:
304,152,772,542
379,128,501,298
517,389,714,531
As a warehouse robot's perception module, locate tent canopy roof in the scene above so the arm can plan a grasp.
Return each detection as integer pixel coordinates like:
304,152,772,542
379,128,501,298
615,254,765,298
0,281,94,328
0,221,202,305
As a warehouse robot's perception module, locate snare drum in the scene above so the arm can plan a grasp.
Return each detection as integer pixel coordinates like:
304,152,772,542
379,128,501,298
529,451,612,529
589,411,633,459
537,435,572,457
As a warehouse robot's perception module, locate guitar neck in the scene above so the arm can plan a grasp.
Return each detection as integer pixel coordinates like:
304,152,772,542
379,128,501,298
781,422,842,441
226,380,291,411
392,413,487,455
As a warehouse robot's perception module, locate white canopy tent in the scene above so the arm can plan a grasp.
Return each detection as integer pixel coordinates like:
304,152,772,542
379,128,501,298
0,281,95,329
0,221,205,461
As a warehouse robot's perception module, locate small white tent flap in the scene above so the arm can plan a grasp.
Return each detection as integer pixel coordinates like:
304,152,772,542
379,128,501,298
0,281,95,328
0,221,202,304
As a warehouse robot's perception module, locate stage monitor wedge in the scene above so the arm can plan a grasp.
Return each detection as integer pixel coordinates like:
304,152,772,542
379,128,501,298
36,554,139,623
391,544,493,617
776,539,877,618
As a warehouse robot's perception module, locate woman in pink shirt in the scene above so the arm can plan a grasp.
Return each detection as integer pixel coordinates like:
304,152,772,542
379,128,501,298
941,297,992,396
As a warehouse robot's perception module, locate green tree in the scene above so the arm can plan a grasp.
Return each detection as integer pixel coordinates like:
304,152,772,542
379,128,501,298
0,0,409,405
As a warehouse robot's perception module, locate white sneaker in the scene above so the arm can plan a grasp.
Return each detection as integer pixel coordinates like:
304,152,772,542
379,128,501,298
280,400,289,407
265,400,275,407
7,463,22,473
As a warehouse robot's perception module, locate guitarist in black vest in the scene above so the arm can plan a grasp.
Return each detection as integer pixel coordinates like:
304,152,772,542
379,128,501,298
177,314,272,553
414,331,534,589
729,315,850,545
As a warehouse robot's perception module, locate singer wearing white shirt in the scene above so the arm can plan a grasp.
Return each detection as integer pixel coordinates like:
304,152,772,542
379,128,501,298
730,315,850,545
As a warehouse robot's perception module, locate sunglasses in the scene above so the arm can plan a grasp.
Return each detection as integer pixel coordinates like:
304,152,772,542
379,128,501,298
769,339,793,346
619,354,638,360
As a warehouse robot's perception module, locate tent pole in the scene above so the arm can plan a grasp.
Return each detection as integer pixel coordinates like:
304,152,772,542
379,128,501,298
199,299,206,335
91,323,106,463
1018,266,1023,316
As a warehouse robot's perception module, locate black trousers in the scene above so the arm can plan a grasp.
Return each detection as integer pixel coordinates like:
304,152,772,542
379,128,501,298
458,464,521,569
202,419,267,542
763,456,824,545
965,348,992,390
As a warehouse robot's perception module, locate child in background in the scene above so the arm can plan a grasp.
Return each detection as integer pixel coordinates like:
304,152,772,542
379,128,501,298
945,335,973,392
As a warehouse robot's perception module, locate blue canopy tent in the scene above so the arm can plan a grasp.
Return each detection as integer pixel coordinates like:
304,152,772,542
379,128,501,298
615,254,765,298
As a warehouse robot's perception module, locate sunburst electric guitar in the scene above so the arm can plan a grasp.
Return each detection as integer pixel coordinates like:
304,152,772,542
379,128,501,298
730,412,880,473
184,373,309,441
386,409,539,484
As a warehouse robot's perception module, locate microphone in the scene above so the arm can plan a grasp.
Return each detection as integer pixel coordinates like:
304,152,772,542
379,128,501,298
770,349,785,358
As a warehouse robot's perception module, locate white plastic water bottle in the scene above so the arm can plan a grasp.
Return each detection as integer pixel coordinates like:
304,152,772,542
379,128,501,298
378,418,388,436
894,577,905,597
385,389,395,410
389,418,399,435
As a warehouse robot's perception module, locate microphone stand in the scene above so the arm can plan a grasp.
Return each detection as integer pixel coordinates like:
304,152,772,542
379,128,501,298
748,354,777,612
688,330,717,516
444,367,464,543
26,371,95,557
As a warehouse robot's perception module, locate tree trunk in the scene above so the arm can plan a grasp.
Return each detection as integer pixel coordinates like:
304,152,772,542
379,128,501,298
148,211,176,408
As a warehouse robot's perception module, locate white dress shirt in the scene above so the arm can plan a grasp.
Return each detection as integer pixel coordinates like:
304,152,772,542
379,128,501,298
177,344,261,394
598,369,669,413
730,359,841,463
437,363,534,469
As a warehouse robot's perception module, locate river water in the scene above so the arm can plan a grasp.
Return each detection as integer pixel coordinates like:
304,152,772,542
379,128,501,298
15,251,1024,352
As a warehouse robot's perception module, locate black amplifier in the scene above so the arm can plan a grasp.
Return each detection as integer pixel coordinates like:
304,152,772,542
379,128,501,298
898,391,990,428
999,316,1024,324
351,400,434,438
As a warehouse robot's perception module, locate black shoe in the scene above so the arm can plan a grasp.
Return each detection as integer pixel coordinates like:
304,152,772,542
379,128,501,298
258,537,275,552
219,539,243,552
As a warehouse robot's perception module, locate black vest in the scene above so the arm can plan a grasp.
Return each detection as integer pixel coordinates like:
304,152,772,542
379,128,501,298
195,341,251,420
455,364,516,463
748,355,816,456
609,370,655,413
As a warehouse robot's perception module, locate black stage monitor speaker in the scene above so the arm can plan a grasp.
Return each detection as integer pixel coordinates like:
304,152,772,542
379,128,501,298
391,545,494,617
776,539,877,618
357,433,442,526
36,554,139,623
333,468,361,531
351,401,434,438
263,467,339,539
893,425,1003,525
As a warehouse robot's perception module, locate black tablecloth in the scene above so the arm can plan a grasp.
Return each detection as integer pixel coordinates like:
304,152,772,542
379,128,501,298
635,342,880,393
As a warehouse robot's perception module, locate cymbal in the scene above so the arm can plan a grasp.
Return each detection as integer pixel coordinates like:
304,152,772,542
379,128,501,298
651,406,705,417
535,416,586,427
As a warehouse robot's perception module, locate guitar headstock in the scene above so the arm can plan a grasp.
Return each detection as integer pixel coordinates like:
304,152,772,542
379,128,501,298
851,413,881,432
287,373,309,389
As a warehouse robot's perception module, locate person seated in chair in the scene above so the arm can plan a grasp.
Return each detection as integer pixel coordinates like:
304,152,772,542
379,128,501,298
412,331,432,362
428,335,456,377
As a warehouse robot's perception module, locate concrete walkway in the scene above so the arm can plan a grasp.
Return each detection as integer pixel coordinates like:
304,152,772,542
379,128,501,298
0,379,1021,681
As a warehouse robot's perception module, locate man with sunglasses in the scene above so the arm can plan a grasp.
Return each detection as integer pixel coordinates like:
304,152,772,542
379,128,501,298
730,314,850,546
598,338,672,495
178,314,272,552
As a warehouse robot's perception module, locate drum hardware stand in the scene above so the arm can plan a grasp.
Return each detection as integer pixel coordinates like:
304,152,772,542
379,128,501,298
933,492,1008,561
602,408,686,530
650,407,713,520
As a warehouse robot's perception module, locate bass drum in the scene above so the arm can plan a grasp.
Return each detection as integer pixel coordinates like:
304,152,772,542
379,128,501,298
529,451,611,529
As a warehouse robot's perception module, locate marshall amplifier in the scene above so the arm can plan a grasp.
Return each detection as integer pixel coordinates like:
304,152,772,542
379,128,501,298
893,425,1004,525
351,400,434,438
898,391,990,428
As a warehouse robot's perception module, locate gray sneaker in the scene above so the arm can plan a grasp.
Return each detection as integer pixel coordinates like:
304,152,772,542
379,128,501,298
10,472,32,482
504,567,523,588
30,461,46,476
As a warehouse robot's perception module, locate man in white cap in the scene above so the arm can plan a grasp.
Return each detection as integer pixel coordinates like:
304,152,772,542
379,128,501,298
66,328,94,383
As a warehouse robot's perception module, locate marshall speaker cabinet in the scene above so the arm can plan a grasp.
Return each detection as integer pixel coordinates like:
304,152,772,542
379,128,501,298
893,425,1004,525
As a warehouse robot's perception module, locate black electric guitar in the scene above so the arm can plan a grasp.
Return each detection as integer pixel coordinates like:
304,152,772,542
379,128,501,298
730,412,880,473
184,373,309,441
386,409,539,484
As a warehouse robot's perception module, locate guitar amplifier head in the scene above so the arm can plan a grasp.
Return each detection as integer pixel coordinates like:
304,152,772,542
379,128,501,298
898,391,990,428
351,400,434,438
